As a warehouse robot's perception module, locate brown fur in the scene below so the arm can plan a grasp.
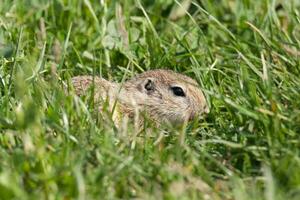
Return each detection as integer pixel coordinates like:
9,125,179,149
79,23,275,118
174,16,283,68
70,69,209,126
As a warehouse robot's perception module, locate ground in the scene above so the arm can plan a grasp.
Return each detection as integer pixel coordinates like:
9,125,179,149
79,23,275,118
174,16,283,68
0,0,300,199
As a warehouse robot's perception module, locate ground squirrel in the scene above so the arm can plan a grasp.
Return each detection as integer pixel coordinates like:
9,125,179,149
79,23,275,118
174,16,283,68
71,69,209,126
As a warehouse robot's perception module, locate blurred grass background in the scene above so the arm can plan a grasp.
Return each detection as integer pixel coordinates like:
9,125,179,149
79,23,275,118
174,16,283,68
0,0,300,199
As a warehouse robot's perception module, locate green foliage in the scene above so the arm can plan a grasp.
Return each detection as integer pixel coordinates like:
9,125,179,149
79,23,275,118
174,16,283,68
1,0,300,199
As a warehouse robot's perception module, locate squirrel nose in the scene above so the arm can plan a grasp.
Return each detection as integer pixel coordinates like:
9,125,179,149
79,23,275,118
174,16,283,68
203,105,209,114
196,105,209,120
188,105,209,121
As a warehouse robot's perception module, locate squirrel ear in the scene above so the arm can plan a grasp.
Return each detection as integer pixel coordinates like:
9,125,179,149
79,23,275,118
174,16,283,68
137,78,155,94
144,79,154,91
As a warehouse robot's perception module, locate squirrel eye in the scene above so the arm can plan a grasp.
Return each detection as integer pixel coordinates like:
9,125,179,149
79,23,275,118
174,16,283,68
144,79,154,91
171,86,185,97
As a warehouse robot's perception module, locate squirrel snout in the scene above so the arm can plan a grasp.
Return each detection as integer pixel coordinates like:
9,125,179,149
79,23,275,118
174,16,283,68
203,105,210,114
188,104,209,121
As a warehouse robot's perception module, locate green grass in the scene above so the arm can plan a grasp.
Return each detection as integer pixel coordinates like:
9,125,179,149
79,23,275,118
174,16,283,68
1,0,300,199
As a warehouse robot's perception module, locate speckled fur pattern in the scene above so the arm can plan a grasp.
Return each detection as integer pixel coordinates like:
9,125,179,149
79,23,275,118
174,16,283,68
70,69,209,126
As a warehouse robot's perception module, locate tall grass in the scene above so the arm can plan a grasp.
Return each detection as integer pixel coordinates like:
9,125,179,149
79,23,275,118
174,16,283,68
0,0,300,199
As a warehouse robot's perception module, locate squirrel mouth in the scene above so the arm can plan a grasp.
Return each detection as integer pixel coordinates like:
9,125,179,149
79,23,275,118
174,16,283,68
188,107,209,121
188,111,196,121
